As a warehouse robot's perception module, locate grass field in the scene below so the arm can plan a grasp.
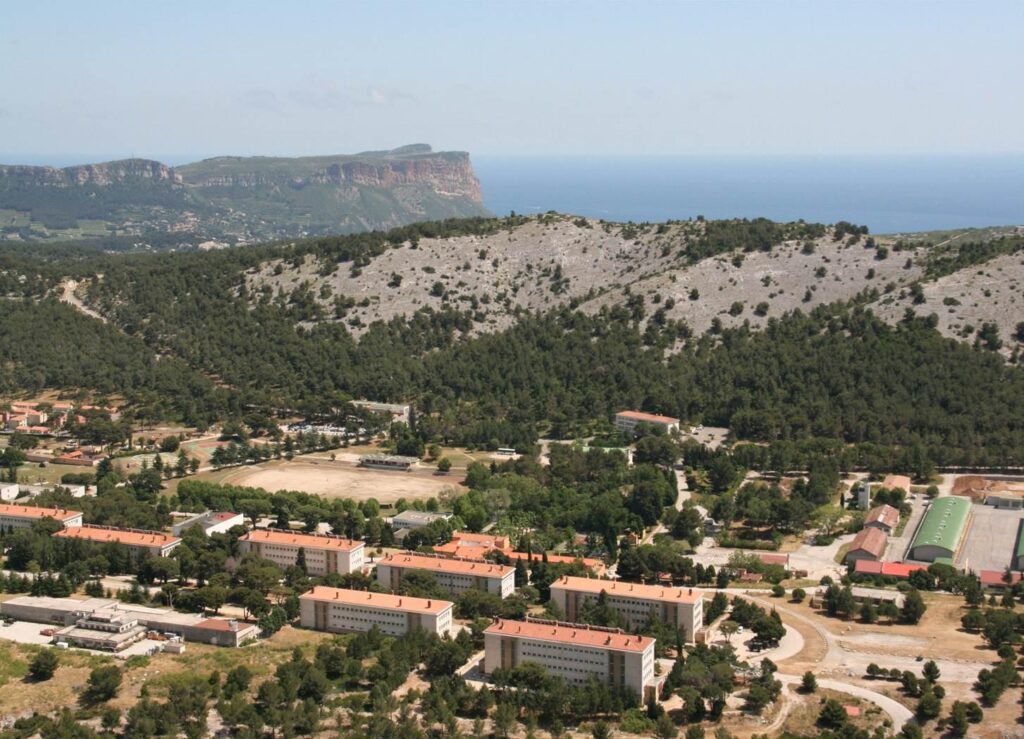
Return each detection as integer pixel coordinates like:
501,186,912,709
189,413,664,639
194,457,463,503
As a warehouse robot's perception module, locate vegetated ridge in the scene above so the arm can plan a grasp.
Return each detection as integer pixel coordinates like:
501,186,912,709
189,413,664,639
0,144,487,245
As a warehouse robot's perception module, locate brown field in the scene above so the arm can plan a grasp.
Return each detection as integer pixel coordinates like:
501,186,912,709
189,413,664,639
210,458,463,503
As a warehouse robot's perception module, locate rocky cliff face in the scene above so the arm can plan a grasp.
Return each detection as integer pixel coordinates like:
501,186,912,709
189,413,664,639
180,148,483,203
0,159,181,188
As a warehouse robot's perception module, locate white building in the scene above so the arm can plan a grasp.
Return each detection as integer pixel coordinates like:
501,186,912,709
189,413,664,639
53,525,181,559
549,576,704,642
172,511,246,537
388,510,453,530
484,618,657,700
613,410,680,436
351,400,411,425
0,503,83,531
299,585,454,637
376,553,515,598
239,529,365,576
0,483,20,502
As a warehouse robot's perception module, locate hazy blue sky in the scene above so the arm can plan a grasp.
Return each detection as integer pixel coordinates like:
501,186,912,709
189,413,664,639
2,1,1022,162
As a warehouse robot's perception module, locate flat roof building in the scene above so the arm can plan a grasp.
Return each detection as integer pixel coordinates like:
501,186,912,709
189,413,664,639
359,454,418,471
845,527,888,564
53,525,180,559
388,510,454,530
172,511,246,537
0,503,83,531
299,585,453,637
549,576,703,642
0,596,258,647
614,410,680,436
484,618,657,699
239,529,364,576
351,400,412,425
909,496,972,562
376,553,515,598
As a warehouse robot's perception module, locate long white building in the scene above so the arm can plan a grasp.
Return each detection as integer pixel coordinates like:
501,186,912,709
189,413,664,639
0,503,83,532
549,576,703,642
299,585,454,637
484,618,657,699
376,553,515,598
613,410,680,436
238,529,365,576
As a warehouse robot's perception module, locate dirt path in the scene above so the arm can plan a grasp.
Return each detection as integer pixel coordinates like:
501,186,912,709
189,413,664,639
59,279,107,323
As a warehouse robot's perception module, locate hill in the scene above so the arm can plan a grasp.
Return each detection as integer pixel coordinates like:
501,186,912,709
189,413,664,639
0,145,488,245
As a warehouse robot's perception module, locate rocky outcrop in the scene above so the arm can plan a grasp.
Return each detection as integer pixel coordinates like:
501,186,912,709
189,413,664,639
0,159,181,188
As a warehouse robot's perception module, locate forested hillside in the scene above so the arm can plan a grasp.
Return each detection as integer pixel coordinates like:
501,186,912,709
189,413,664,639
0,215,1022,466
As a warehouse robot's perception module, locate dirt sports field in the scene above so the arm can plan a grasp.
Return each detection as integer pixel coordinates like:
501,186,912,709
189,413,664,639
215,459,461,503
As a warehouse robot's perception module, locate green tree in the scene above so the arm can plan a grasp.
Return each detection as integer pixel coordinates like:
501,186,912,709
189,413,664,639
82,665,122,705
801,671,817,693
28,649,59,681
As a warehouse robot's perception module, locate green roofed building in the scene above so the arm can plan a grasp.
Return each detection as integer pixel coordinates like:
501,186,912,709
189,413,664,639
909,496,971,562
1015,523,1024,571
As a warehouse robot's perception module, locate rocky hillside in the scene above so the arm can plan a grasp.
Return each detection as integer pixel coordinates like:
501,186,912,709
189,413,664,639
240,215,1018,350
0,145,488,244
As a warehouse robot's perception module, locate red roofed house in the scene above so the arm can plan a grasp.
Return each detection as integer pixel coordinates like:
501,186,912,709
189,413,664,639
239,529,364,576
376,552,515,598
299,585,454,637
853,560,928,579
882,475,912,494
844,527,888,565
614,410,680,436
434,531,605,574
54,525,180,559
978,570,1024,590
484,618,657,698
0,503,83,531
756,552,790,568
549,576,703,642
864,504,900,535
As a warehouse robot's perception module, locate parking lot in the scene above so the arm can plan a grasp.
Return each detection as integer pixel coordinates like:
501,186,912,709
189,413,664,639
0,620,166,657
955,505,1024,572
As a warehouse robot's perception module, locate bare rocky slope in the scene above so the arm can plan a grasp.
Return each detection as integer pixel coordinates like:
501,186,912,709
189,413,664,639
245,214,1024,353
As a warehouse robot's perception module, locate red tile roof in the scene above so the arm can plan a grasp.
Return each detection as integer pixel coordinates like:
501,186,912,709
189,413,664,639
0,504,82,522
240,529,363,551
865,504,900,529
853,560,929,578
616,410,680,425
301,585,453,614
848,527,887,558
485,618,654,653
379,552,514,578
757,552,790,567
978,570,1024,587
54,525,180,549
550,575,703,603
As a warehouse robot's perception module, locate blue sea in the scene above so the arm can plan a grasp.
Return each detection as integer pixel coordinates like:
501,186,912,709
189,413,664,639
473,155,1024,234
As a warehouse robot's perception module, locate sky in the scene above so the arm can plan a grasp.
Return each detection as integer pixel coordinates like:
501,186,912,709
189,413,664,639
2,0,1023,163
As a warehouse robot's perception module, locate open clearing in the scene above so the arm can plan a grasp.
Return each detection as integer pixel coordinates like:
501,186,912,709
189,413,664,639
213,458,462,503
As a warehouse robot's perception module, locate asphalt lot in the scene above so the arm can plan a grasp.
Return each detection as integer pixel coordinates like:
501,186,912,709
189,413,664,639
955,504,1024,572
0,620,165,657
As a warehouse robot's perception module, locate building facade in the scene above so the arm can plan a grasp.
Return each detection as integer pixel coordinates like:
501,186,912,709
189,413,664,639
908,496,971,562
0,503,83,532
613,410,680,436
549,576,703,642
299,585,454,637
844,527,888,564
239,529,365,576
376,553,515,598
483,618,656,699
53,525,180,558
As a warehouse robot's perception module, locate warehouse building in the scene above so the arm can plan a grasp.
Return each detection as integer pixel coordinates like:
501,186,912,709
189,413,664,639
845,527,888,565
0,596,258,647
484,618,657,699
238,529,364,576
549,576,703,642
376,553,515,598
53,525,180,559
0,503,83,531
864,504,900,535
909,496,972,562
299,585,453,637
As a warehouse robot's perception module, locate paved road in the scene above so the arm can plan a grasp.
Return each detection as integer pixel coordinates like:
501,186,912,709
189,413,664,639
777,674,914,728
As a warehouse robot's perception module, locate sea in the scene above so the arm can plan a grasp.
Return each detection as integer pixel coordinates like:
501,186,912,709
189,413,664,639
473,155,1024,235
